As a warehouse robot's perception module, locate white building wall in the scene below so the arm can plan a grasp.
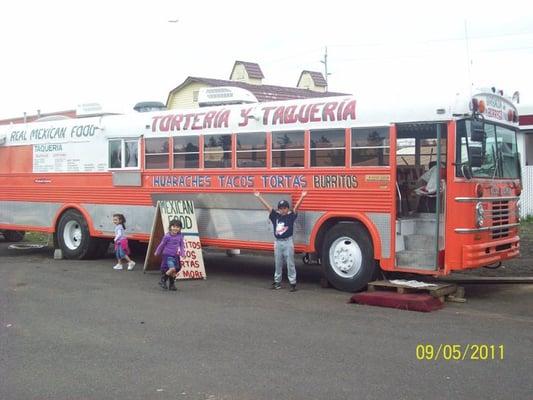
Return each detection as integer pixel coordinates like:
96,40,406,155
518,126,533,217
521,166,533,218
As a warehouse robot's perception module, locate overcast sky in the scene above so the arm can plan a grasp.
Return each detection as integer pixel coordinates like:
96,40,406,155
1,0,532,119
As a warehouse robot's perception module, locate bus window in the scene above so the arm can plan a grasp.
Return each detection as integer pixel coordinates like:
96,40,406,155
124,140,139,167
173,136,199,169
236,132,266,168
272,131,304,168
204,134,232,168
420,138,446,167
351,127,389,166
396,138,416,166
310,129,345,167
108,139,139,169
145,138,170,169
109,140,122,168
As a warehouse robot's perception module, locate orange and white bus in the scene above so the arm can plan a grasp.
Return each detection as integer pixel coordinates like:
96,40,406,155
0,88,521,291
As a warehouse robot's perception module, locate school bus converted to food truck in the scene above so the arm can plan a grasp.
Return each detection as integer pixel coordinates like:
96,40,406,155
0,88,521,291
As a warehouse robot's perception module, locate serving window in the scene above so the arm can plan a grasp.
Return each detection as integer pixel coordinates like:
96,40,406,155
108,139,139,169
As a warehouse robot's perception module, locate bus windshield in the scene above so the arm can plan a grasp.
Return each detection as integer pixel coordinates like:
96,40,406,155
456,119,519,179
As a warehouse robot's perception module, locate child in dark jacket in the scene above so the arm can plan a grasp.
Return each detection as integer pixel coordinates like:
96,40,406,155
154,219,185,291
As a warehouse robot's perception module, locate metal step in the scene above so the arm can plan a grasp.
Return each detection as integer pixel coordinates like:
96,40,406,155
396,249,437,270
404,234,444,251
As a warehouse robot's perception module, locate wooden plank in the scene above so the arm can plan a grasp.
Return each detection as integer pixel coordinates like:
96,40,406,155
367,280,457,298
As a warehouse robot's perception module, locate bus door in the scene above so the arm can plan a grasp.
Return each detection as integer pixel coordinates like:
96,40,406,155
394,123,447,271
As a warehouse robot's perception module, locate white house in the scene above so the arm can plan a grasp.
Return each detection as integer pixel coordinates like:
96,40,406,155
518,105,533,217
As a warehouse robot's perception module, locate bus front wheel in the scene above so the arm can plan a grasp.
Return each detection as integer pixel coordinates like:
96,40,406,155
321,222,375,292
57,210,99,259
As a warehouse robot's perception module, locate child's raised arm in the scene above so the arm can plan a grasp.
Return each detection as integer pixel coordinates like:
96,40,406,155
254,192,273,212
293,191,307,213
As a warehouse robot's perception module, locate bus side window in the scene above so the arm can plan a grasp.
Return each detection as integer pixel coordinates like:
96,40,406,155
351,127,389,166
109,140,122,168
125,140,138,167
272,130,304,168
310,129,345,167
173,136,199,169
108,139,139,169
145,138,169,169
204,134,232,168
236,132,266,168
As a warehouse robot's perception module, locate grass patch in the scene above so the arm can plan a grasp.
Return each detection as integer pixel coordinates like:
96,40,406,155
520,219,533,237
24,231,50,244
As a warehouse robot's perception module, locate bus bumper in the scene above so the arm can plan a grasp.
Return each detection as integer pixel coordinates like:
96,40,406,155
461,236,520,269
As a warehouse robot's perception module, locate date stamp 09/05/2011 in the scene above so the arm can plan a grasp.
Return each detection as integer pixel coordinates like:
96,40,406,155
416,344,505,361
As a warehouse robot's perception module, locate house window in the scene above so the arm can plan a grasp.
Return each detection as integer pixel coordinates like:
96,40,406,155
204,134,232,168
145,138,170,169
351,127,390,166
193,90,199,102
236,132,266,168
272,131,305,168
173,136,199,169
526,132,533,166
310,129,345,167
108,139,139,169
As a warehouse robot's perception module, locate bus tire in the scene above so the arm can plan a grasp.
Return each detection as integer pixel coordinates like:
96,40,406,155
321,222,375,292
3,230,26,242
57,210,98,260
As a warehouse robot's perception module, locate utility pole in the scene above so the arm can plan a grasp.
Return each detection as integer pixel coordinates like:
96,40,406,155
320,46,331,92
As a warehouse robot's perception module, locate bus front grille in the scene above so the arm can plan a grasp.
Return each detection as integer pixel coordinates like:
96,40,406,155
491,201,510,239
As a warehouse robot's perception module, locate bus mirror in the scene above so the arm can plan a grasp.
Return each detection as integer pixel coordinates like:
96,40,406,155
470,145,483,168
471,119,485,142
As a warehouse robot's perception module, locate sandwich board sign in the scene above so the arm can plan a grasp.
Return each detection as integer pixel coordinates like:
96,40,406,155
143,200,206,280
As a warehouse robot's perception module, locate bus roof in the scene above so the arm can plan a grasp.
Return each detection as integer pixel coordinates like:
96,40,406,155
1,91,519,146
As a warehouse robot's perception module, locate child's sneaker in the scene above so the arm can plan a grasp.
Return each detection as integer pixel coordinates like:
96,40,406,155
289,283,297,292
127,261,136,271
113,263,123,270
271,282,282,290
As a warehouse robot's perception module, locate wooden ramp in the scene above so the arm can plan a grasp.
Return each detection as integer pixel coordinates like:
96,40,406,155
367,280,462,303
349,280,465,312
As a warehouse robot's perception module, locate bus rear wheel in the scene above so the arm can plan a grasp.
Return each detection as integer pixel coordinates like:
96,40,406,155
57,210,100,259
321,222,375,292
3,230,26,242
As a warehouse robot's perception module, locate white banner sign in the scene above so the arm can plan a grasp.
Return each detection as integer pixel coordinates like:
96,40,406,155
33,141,107,173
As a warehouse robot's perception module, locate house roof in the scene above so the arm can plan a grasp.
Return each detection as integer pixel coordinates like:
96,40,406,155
0,110,76,125
232,61,265,79
167,76,349,106
298,70,327,87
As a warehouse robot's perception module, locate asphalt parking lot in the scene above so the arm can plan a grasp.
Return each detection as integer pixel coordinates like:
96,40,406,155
1,240,532,400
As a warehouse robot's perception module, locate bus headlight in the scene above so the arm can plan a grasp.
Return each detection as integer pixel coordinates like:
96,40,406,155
516,200,522,221
476,202,485,227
